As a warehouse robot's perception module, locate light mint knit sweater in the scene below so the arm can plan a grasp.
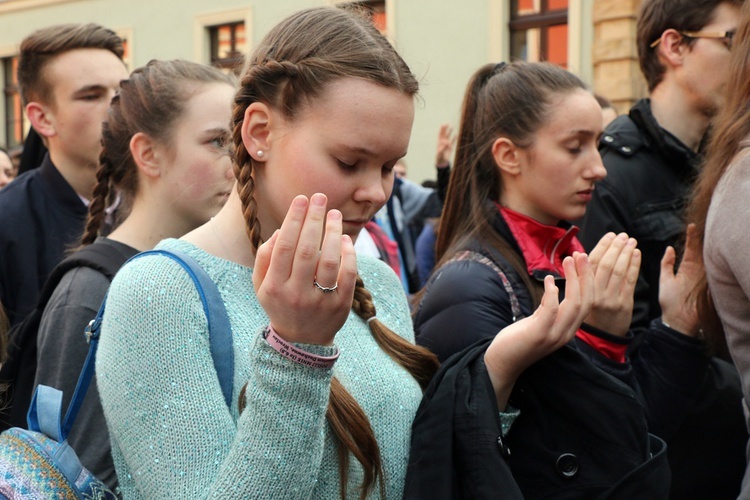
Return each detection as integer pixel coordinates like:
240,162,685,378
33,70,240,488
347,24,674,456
96,238,422,499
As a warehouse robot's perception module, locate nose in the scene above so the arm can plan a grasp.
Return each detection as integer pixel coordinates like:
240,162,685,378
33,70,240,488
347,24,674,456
585,150,607,182
353,171,389,207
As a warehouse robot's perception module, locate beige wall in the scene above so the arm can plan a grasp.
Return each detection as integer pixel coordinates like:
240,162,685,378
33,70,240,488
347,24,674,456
0,0,640,182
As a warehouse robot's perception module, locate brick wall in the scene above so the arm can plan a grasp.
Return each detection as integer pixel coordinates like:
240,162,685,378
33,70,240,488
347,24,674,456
592,0,648,113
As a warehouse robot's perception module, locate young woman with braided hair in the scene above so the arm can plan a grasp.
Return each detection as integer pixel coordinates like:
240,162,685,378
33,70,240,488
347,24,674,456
34,59,235,490
96,7,446,499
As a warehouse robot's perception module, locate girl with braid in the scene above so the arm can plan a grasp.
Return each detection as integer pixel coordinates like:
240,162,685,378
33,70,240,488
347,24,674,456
96,5,451,498
34,59,235,490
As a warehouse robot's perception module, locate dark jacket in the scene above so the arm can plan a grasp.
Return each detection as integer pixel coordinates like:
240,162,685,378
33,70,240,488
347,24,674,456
410,208,709,498
577,99,746,499
578,98,699,332
0,153,88,325
406,334,671,499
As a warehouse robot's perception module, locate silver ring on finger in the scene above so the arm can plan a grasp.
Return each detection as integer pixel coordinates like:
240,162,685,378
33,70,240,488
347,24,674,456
313,279,338,293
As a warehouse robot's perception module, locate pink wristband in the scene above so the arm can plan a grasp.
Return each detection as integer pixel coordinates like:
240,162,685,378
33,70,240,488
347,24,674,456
263,326,339,369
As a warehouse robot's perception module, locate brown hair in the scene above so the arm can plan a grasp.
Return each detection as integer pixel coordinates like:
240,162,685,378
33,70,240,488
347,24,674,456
687,1,750,355
18,23,124,106
432,62,588,307
637,0,743,91
81,59,235,246
231,6,438,498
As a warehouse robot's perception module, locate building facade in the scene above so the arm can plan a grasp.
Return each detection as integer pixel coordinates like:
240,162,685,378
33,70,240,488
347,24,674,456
0,0,644,182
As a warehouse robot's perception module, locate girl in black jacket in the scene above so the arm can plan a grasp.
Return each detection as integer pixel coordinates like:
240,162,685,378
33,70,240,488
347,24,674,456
405,62,709,499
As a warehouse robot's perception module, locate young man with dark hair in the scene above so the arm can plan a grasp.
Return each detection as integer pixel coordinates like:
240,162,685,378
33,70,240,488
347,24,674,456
579,1,746,498
0,24,128,326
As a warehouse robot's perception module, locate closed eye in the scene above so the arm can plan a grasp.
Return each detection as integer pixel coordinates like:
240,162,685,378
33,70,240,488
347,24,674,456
337,159,356,170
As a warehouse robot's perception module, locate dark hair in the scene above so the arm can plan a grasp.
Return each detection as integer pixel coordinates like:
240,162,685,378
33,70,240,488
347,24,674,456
433,61,587,307
688,1,750,355
637,0,743,91
81,59,235,246
594,93,614,110
18,23,124,106
231,6,438,498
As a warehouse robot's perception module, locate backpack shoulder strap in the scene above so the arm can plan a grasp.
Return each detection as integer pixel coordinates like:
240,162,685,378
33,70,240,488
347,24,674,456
36,241,131,309
50,247,234,440
448,250,524,322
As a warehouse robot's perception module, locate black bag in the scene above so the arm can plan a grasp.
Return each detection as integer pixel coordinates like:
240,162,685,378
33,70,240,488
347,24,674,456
0,242,130,431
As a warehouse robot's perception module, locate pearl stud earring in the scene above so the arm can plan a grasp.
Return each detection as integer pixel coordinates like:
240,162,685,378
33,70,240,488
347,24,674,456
257,150,264,158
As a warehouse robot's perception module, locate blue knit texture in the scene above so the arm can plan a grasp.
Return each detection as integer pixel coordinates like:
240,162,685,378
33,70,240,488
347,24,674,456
96,238,420,499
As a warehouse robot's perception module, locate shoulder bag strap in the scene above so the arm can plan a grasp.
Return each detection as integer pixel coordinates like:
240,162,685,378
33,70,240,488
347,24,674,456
35,248,234,440
449,250,524,322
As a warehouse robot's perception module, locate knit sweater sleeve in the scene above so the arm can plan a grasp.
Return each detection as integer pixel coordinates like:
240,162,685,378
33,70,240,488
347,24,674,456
96,254,336,498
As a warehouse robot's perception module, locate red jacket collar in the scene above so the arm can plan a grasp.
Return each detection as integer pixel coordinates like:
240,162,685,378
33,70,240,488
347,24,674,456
498,206,584,277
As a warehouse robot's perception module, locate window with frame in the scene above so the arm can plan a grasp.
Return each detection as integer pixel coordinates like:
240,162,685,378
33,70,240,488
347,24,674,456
209,21,246,74
510,0,568,67
3,55,25,150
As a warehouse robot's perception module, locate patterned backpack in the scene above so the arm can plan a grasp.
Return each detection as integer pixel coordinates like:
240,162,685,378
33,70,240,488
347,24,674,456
0,249,233,499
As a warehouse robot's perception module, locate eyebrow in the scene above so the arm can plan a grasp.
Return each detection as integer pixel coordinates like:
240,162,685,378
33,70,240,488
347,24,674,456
336,144,408,160
72,84,108,96
202,127,230,135
567,129,599,137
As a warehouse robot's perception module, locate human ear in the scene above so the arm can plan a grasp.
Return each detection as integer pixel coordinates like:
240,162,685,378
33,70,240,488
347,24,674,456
25,102,56,139
129,132,161,178
492,137,521,176
655,29,686,66
241,102,272,162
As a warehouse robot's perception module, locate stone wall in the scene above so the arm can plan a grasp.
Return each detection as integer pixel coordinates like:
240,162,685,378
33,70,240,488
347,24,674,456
592,0,647,113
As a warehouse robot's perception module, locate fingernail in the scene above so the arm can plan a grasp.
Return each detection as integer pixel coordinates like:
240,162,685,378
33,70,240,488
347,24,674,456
627,238,637,246
328,209,342,221
618,233,628,241
293,196,307,208
312,193,326,207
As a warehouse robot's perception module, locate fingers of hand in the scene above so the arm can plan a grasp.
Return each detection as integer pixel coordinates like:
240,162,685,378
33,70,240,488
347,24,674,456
293,194,329,281
252,230,278,291
660,246,676,283
314,209,343,291
336,234,358,299
267,195,310,283
594,233,632,291
588,232,616,269
537,275,560,322
574,252,595,310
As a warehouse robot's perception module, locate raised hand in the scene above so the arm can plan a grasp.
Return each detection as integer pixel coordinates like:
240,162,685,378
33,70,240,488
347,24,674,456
584,232,641,336
484,253,593,409
252,193,358,346
659,223,702,337
435,123,455,167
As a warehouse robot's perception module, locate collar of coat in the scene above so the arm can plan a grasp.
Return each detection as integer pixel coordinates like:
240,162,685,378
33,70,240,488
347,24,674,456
497,205,584,279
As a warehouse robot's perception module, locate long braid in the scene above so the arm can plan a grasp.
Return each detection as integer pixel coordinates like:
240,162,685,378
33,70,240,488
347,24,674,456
80,146,114,245
352,276,439,389
232,7,436,498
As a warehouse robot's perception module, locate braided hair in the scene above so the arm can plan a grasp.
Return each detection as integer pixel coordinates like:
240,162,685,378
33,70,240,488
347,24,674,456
81,60,235,246
231,7,439,498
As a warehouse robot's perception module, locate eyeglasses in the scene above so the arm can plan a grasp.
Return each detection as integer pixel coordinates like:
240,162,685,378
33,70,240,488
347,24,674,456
649,30,737,50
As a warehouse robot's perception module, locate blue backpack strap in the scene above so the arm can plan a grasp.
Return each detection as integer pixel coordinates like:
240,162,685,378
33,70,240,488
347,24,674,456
144,248,234,408
29,246,234,441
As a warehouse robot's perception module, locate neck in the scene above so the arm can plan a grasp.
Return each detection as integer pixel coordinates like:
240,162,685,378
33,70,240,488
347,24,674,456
108,194,198,252
48,150,97,200
649,84,711,152
183,191,257,267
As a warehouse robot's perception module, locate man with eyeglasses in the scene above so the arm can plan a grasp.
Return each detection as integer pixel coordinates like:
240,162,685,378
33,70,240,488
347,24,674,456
579,0,746,498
